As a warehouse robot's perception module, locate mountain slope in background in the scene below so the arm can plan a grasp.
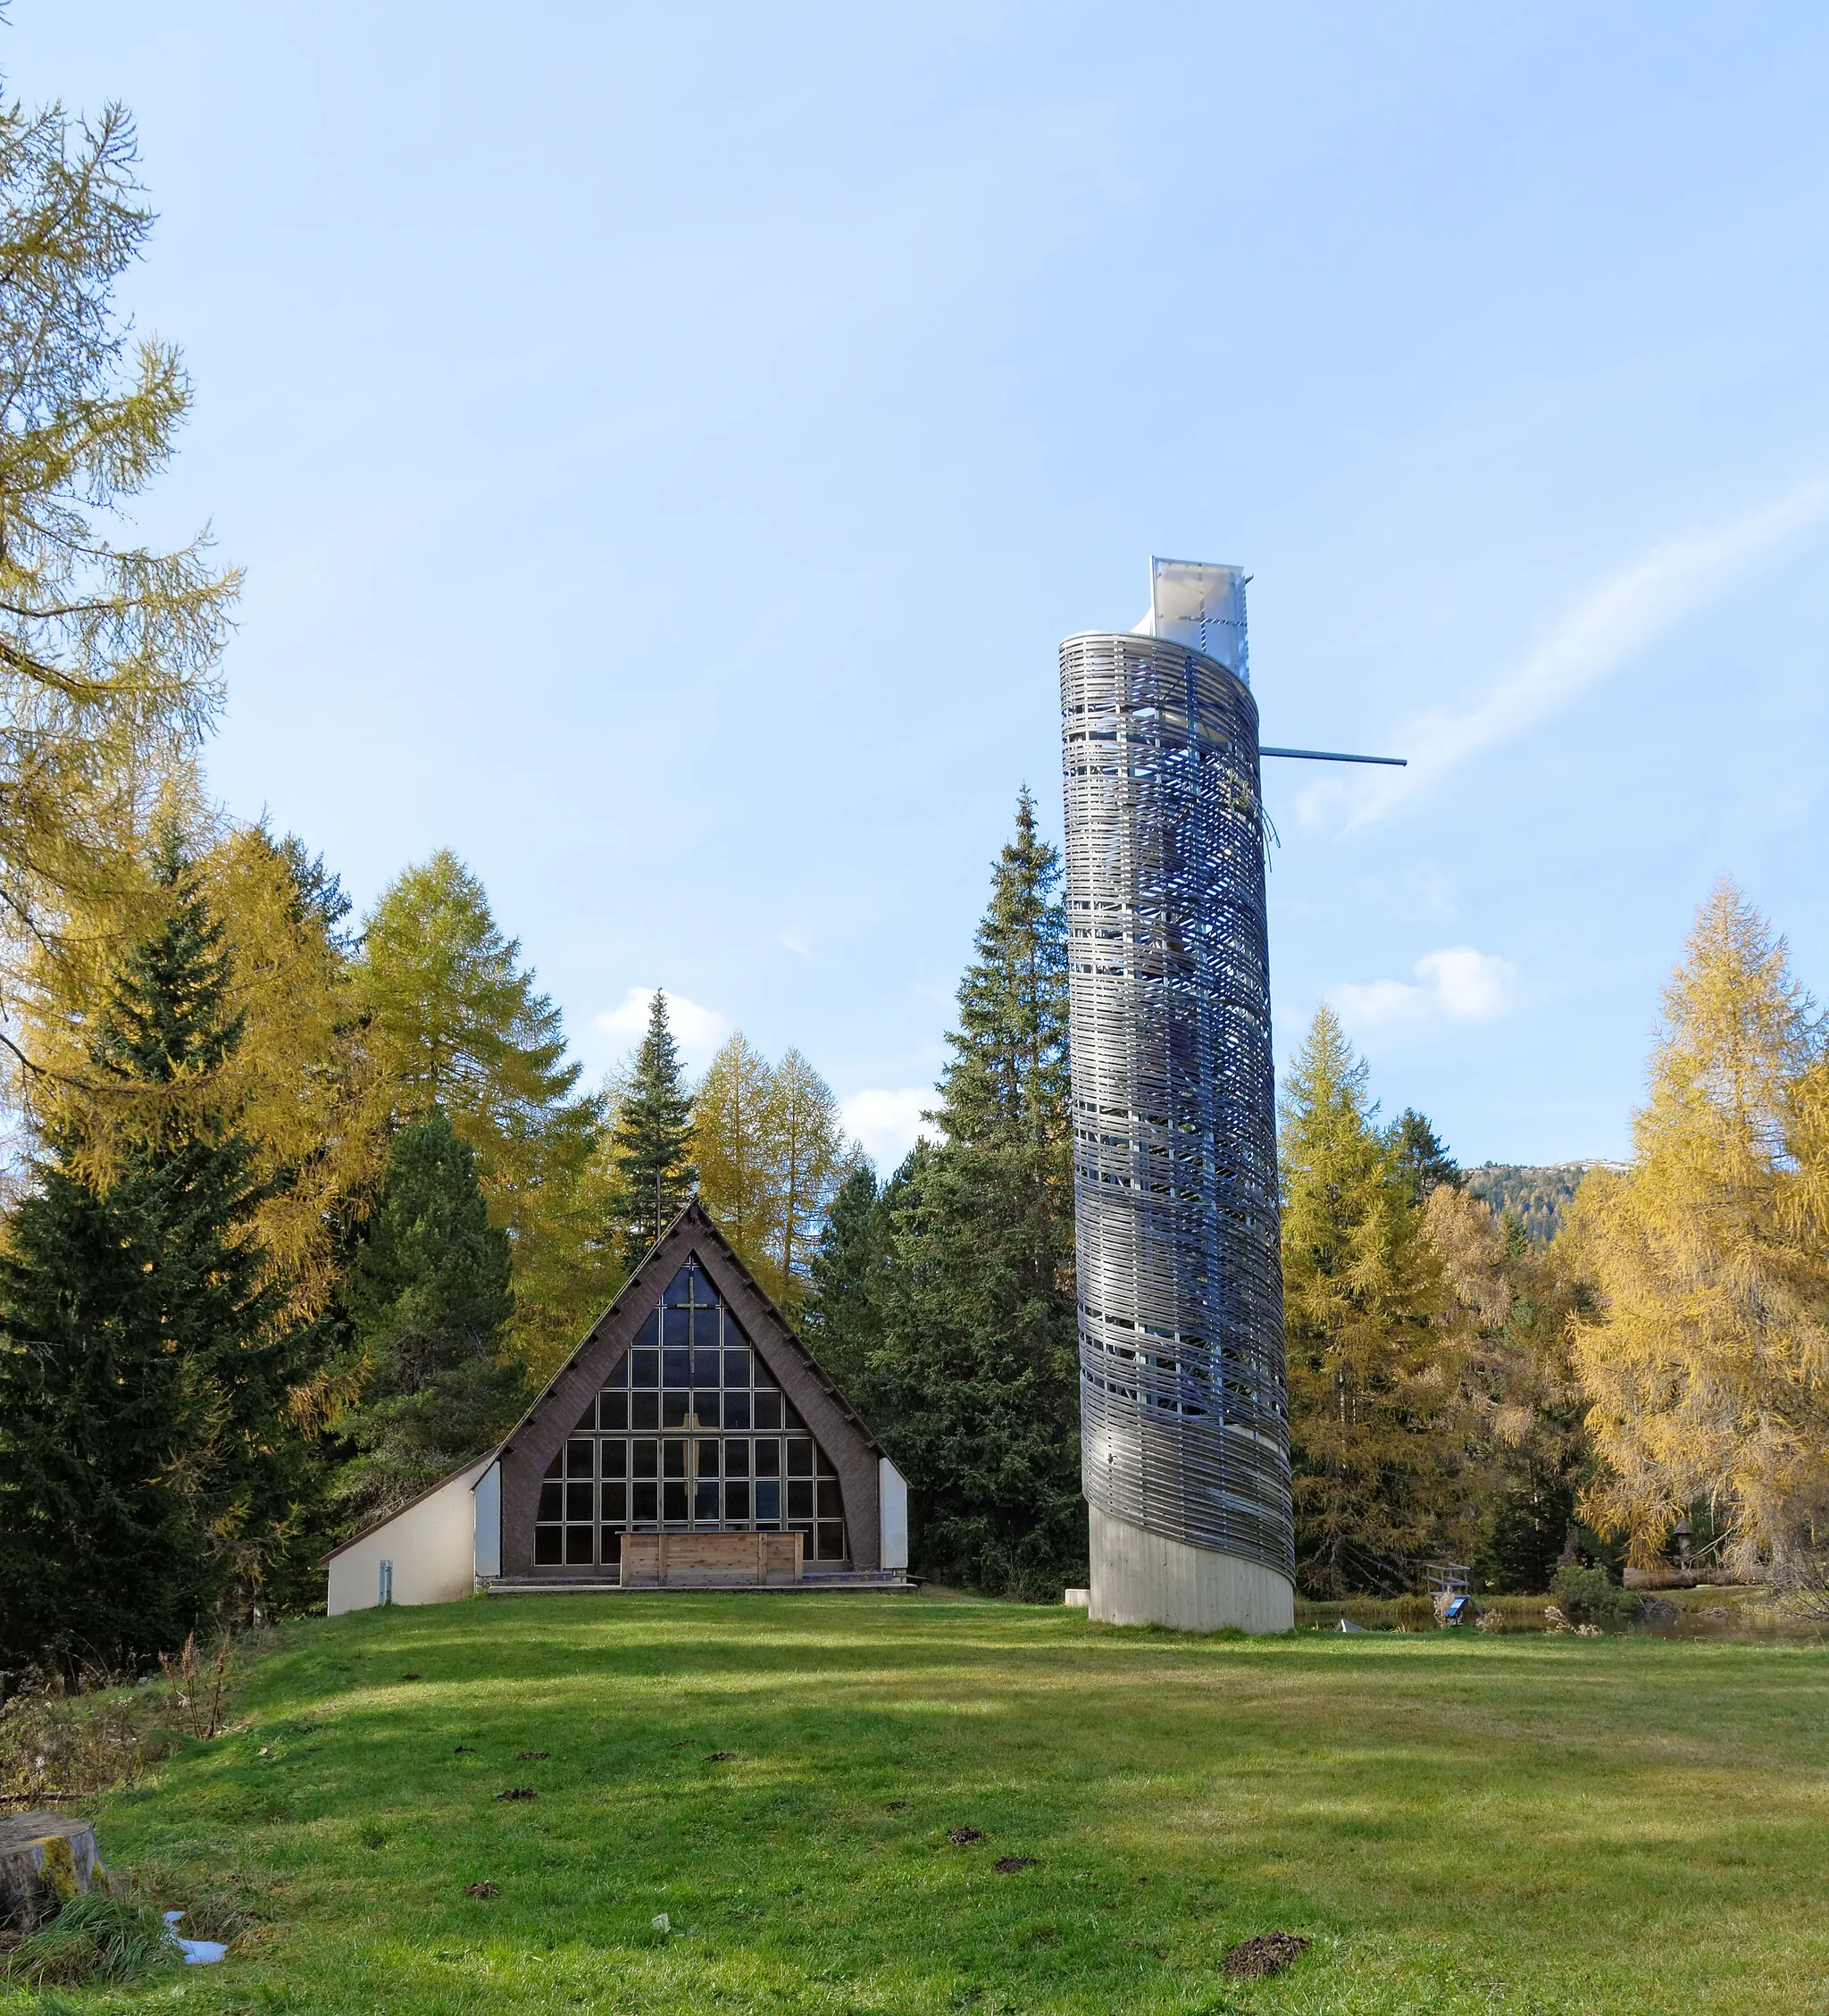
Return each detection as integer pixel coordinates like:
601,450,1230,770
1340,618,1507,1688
1464,1161,1627,1242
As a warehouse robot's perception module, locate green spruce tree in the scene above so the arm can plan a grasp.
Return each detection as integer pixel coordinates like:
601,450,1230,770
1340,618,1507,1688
605,991,697,1267
1422,1180,1595,1594
817,793,1083,1597
0,837,305,1669
1388,1108,1461,1203
801,1163,888,1392
334,1108,524,1524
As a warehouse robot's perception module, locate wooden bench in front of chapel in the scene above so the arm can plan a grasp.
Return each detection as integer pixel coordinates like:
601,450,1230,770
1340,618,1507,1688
621,1531,804,1588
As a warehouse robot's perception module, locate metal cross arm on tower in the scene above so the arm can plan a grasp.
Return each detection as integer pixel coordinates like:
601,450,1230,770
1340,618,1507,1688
1259,747,1407,766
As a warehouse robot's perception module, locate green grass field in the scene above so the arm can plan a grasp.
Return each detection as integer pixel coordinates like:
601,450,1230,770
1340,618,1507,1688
21,1593,1829,2015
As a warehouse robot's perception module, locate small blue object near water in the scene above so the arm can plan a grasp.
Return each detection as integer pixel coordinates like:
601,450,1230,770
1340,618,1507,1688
1443,1595,1474,1625
163,1911,228,1964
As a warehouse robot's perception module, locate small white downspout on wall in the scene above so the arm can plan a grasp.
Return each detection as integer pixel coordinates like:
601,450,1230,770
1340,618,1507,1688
473,1460,502,1582
878,1458,909,1573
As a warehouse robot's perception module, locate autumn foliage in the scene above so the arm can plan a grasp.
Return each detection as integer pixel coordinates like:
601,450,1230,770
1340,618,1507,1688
1568,882,1829,1582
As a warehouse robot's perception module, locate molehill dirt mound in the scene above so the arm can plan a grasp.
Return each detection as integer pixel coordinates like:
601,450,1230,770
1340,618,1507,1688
1222,1931,1310,1980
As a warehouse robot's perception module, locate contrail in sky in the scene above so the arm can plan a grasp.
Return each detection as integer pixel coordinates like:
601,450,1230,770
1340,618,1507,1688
1302,477,1829,827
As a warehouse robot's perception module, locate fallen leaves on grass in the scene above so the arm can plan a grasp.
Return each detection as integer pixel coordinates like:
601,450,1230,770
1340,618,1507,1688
994,1856,1037,1874
1223,1933,1310,1980
494,1788,537,1802
947,1827,984,1845
463,1883,498,1899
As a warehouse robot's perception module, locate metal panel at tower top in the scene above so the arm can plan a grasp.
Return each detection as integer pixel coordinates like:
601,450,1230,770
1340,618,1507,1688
1132,556,1250,680
1061,563,1293,1610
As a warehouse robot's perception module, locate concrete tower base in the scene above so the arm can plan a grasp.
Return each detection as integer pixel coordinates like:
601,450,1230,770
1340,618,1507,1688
1089,1507,1294,1635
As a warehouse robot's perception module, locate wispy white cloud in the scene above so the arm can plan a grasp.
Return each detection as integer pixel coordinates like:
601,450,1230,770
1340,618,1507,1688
1301,479,1829,826
1347,865,1458,925
593,986,730,1071
840,1087,940,1170
1331,946,1518,1031
777,929,812,958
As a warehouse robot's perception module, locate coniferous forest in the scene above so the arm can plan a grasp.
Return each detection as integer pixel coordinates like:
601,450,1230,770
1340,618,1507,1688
3,74,1829,1681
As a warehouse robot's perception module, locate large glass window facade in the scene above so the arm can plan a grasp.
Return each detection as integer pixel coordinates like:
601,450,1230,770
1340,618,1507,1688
534,1261,848,1569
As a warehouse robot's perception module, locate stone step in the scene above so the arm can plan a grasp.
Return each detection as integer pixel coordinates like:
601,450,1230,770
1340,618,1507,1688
480,1573,916,1596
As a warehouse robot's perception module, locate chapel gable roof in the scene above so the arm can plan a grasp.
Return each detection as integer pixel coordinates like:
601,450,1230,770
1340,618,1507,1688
496,1197,881,1461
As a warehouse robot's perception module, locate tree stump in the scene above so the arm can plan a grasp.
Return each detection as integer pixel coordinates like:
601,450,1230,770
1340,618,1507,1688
0,1811,102,1926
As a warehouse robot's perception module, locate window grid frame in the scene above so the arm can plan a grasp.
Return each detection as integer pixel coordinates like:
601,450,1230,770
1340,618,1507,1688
532,1259,849,1568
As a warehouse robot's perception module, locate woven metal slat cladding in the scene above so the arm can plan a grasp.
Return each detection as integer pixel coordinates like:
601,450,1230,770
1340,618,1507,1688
1060,632,1294,1577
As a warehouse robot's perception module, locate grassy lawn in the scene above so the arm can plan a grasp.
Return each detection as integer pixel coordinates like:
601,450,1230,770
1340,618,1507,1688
21,1592,1829,2015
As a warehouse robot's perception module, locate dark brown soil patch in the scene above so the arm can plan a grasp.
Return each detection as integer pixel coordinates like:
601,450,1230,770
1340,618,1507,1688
464,1882,498,1898
515,1752,549,1761
947,1826,984,1845
493,1788,537,1802
1223,1932,1310,1980
994,1855,1038,1873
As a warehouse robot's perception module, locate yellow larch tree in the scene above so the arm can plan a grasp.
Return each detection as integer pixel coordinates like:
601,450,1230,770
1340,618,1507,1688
200,826,388,1334
693,1033,777,1276
1279,1007,1474,1595
690,1034,856,1310
1568,880,1829,1579
0,97,239,1083
765,1048,854,1309
20,821,388,1326
353,852,615,1384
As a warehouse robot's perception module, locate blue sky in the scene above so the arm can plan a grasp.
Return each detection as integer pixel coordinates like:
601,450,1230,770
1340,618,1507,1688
15,4,1829,1169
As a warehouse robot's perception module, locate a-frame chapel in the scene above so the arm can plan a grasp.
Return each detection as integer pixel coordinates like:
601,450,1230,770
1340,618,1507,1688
322,1200,910,1611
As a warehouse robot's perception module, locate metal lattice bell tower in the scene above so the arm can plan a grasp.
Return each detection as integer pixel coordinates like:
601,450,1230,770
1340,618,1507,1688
1061,559,1293,1632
